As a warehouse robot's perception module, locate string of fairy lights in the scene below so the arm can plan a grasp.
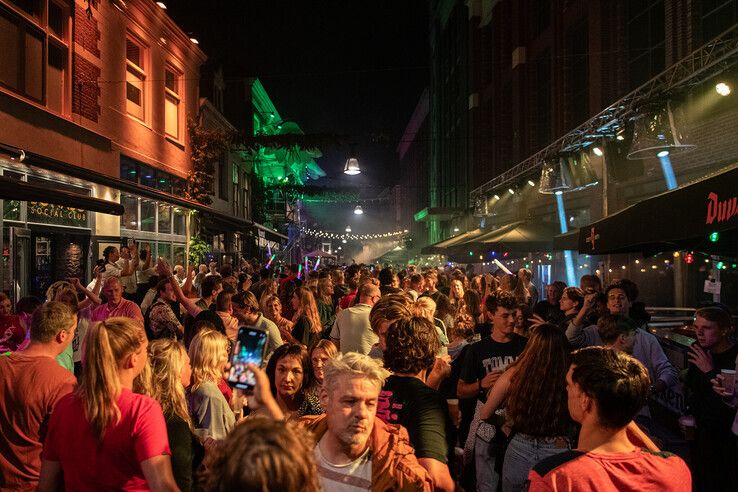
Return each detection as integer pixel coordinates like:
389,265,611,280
300,227,409,241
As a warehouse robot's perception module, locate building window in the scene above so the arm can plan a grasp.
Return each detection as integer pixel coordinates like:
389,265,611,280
218,154,228,200
125,36,146,120
702,0,738,43
627,0,665,90
164,66,181,139
232,166,240,216
0,1,70,109
567,19,589,128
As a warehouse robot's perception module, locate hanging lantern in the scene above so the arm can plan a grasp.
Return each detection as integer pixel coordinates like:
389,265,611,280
473,195,489,216
566,152,599,191
627,101,696,160
538,157,573,194
344,158,361,175
353,205,364,215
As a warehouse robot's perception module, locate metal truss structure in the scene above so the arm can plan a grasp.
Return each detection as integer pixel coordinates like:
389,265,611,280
469,23,738,205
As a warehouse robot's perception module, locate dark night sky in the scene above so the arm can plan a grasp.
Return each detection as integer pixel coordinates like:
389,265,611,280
167,0,430,192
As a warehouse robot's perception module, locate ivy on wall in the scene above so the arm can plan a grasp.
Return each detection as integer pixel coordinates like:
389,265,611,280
186,118,231,206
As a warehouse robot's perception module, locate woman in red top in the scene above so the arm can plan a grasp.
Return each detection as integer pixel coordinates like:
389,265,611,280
38,317,178,492
0,293,26,352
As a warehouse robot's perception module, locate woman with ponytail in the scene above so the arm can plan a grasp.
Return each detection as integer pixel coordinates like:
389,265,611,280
39,317,178,491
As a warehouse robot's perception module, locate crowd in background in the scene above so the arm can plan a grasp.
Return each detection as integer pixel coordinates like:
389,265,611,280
1,243,735,491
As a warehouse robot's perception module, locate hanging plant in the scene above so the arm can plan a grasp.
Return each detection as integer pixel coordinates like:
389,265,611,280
189,234,211,266
186,117,231,205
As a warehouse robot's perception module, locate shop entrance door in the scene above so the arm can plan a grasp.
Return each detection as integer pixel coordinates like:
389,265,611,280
3,227,31,305
29,230,89,299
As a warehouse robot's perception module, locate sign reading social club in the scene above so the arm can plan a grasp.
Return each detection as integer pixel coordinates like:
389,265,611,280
28,202,88,228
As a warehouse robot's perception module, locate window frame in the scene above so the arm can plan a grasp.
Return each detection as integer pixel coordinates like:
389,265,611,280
163,64,182,141
125,34,147,122
0,1,71,112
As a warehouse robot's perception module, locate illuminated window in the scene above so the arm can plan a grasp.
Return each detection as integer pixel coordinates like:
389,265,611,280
126,37,146,120
164,66,181,139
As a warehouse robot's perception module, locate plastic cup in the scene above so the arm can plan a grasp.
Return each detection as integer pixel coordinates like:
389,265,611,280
678,415,696,441
447,398,460,426
721,369,736,396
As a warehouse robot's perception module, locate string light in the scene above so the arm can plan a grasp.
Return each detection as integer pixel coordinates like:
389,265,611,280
300,227,409,241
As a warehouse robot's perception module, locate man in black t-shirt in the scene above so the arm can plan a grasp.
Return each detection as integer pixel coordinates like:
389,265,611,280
378,316,455,491
458,291,527,492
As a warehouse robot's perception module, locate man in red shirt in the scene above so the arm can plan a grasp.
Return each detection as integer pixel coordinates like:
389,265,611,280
0,302,77,491
528,346,691,491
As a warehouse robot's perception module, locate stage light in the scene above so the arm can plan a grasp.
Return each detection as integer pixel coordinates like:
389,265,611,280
189,37,199,45
493,194,500,200
716,82,731,96
657,150,669,157
508,188,515,195
343,158,361,175
592,147,603,157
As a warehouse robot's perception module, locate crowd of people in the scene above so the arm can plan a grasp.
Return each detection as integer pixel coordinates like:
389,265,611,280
0,247,735,491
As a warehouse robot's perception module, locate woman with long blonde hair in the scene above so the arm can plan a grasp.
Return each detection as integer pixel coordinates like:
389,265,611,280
187,328,234,440
315,275,336,329
290,287,322,348
46,277,102,375
39,317,178,491
148,339,201,492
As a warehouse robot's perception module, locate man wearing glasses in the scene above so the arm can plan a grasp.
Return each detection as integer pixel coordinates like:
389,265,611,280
330,283,382,354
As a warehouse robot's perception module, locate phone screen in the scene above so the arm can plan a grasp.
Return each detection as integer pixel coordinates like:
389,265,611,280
227,327,268,390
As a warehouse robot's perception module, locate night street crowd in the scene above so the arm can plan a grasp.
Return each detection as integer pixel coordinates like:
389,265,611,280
1,241,736,491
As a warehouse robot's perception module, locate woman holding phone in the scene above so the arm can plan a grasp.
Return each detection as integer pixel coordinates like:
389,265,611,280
187,328,235,440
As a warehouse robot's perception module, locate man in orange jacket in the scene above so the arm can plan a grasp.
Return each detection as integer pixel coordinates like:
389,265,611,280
246,352,433,491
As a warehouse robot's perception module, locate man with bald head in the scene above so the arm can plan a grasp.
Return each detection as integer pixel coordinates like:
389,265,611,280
330,282,382,354
90,277,144,323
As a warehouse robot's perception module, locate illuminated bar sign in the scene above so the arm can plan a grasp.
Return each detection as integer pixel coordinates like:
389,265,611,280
28,202,88,227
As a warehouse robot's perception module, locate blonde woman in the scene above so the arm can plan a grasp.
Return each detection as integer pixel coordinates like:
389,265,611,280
149,339,201,492
39,317,178,491
414,296,450,347
45,276,102,374
187,328,234,440
302,339,337,415
449,278,466,312
290,287,322,348
315,276,336,329
263,294,297,344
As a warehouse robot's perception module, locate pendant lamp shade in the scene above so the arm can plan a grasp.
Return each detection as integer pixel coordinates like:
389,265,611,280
538,157,573,194
473,195,489,216
566,152,599,191
627,101,695,160
344,157,361,175
353,205,363,215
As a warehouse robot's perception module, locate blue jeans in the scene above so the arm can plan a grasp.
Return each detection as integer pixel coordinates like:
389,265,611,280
474,433,499,492
502,434,570,492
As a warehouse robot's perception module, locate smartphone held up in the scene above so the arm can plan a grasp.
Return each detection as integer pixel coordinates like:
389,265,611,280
227,326,268,390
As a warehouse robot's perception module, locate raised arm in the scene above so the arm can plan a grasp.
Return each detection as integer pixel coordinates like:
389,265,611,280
71,276,102,309
156,259,202,318
181,265,196,297
141,243,152,271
